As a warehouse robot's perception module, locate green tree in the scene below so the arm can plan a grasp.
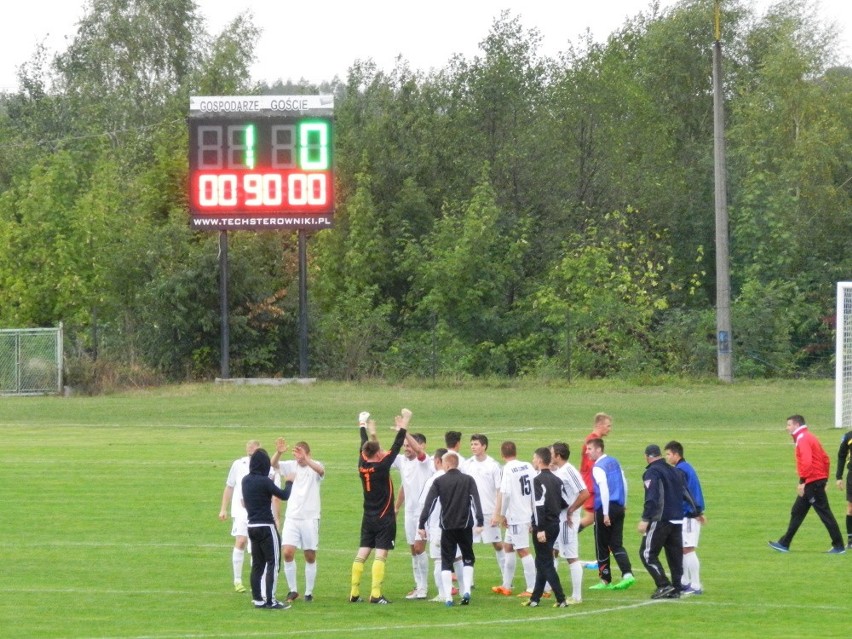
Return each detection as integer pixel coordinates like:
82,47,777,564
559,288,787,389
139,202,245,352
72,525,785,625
410,171,526,375
532,208,672,377
727,0,852,372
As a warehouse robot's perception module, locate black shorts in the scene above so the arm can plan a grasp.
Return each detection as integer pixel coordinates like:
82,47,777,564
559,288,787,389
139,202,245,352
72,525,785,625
360,514,396,551
846,474,852,502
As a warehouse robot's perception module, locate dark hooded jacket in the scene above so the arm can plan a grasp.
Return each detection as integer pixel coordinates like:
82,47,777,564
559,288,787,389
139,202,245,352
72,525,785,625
241,448,292,525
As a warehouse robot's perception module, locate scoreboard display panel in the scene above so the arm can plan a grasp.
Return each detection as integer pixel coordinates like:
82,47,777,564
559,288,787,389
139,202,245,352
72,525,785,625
188,96,334,230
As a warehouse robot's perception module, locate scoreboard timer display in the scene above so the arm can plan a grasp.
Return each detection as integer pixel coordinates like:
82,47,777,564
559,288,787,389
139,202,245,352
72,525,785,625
188,95,334,230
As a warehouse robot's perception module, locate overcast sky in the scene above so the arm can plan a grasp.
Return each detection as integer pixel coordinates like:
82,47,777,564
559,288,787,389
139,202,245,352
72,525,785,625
0,0,849,92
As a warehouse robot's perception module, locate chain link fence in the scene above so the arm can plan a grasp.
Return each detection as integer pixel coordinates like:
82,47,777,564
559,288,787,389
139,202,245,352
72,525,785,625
0,326,63,395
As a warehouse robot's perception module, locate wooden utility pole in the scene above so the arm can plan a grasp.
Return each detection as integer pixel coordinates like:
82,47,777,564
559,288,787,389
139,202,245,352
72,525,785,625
713,0,733,381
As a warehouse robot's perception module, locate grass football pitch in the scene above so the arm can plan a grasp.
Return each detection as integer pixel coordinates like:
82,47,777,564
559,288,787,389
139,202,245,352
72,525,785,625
0,379,847,639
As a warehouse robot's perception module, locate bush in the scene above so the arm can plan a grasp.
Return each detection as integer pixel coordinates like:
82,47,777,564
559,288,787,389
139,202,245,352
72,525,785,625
64,354,164,394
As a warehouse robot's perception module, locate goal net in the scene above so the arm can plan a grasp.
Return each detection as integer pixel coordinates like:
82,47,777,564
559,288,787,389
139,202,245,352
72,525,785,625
837,282,852,428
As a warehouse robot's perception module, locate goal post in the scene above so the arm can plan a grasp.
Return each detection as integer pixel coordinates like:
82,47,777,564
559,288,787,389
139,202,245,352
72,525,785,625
836,282,852,428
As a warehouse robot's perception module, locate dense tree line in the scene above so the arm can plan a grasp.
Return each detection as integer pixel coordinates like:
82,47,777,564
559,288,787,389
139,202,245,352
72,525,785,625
0,0,850,387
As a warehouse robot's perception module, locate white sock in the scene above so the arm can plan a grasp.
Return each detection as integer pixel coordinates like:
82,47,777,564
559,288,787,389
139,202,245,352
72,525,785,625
414,553,429,591
232,548,244,583
453,559,466,594
494,548,505,577
283,560,297,592
683,552,700,589
304,561,317,595
434,561,445,598
442,570,454,602
520,553,536,592
411,555,420,590
502,551,516,589
569,561,583,601
462,565,474,596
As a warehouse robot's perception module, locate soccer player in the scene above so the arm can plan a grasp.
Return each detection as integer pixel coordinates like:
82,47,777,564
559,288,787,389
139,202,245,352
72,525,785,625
491,441,536,597
522,447,571,608
418,447,466,601
219,439,260,593
241,448,293,609
462,434,504,588
418,451,484,607
638,444,702,600
579,413,612,532
444,431,466,465
350,409,411,604
769,415,846,554
836,429,852,548
270,437,325,603
664,440,706,595
550,441,590,604
393,431,434,599
586,437,635,590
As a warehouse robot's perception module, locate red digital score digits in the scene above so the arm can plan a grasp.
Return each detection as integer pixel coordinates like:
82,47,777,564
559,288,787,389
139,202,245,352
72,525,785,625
193,170,329,210
188,117,334,216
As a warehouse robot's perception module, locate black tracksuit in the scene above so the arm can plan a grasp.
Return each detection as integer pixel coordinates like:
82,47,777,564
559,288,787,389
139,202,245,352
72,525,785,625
838,430,852,544
241,449,292,605
529,469,570,604
419,467,484,570
639,458,699,590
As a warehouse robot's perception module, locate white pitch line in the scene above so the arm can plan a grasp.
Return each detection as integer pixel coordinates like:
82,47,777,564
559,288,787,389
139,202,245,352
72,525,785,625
8,597,844,639
77,600,662,639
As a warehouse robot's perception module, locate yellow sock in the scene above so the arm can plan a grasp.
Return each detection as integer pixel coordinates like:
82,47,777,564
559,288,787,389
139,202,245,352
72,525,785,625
371,557,386,599
351,557,365,598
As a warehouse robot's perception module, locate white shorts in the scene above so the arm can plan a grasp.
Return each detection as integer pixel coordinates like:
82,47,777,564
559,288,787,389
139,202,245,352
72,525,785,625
554,511,580,559
428,526,443,560
404,510,427,545
231,514,248,538
472,516,502,544
503,523,531,551
681,517,701,548
280,518,320,551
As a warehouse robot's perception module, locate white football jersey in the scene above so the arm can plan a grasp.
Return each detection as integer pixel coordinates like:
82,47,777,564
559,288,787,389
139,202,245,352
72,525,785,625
225,456,251,518
463,455,502,514
419,469,445,529
393,454,435,512
553,461,587,507
278,459,324,520
500,458,535,524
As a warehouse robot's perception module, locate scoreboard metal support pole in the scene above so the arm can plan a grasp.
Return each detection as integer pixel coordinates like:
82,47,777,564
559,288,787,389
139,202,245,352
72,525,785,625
219,230,230,379
298,230,309,377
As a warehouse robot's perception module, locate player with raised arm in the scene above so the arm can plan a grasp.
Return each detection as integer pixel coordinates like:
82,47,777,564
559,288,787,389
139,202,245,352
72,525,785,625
393,430,434,599
270,437,325,603
350,409,411,604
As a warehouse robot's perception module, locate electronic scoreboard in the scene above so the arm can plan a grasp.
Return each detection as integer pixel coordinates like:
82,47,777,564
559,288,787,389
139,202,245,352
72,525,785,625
188,95,334,230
